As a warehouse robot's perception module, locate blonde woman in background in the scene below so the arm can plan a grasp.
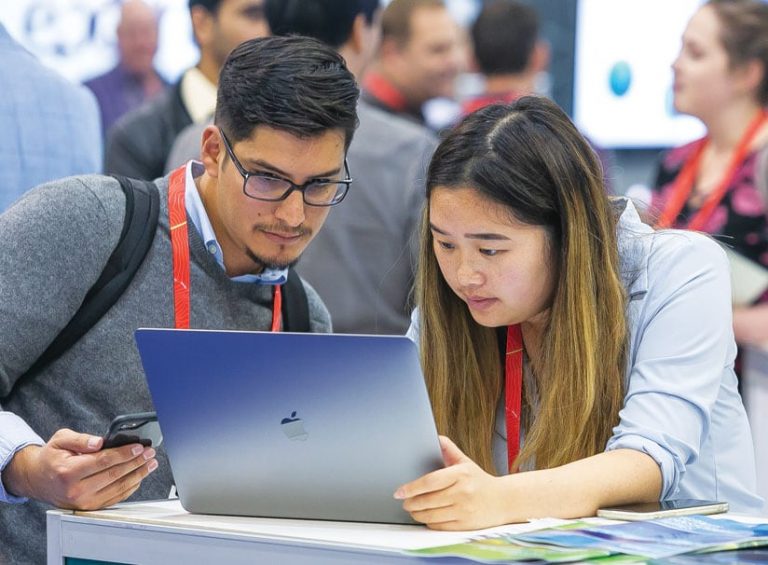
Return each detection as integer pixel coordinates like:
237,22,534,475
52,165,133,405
396,96,763,530
652,0,768,347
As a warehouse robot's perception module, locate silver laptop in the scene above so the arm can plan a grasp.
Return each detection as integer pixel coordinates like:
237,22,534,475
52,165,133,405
135,328,444,523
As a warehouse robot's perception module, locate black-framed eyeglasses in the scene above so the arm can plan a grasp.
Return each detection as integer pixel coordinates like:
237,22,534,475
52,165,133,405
219,128,352,207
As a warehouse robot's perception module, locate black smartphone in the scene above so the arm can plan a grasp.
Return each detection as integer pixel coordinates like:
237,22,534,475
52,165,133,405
102,411,163,449
597,499,729,521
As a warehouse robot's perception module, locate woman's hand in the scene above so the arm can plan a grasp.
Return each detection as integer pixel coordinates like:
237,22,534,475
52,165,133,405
395,439,662,531
394,435,509,530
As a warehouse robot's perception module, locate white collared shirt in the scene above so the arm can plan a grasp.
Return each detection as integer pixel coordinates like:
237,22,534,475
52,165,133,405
180,67,217,124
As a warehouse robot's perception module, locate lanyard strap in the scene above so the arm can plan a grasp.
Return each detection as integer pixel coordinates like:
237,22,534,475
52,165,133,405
656,110,768,230
271,284,282,332
364,72,409,113
167,165,283,332
505,324,524,473
168,166,190,329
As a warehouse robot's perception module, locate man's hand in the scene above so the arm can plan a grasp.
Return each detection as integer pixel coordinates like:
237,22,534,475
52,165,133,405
3,428,157,510
394,435,508,530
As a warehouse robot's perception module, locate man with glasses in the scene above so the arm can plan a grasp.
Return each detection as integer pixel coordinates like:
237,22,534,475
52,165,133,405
218,129,352,207
0,36,358,564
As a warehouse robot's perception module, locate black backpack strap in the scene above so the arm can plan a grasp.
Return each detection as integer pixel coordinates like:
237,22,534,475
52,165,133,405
22,176,160,380
281,269,310,332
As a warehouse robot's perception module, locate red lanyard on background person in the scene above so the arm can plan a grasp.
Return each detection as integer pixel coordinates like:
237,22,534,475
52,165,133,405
505,324,524,473
656,110,768,230
167,165,283,332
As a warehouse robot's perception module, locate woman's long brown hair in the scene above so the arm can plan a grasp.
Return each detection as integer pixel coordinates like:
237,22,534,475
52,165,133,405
416,96,628,473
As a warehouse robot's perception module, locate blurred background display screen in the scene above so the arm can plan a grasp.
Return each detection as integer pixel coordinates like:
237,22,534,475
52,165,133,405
0,0,196,84
573,0,706,148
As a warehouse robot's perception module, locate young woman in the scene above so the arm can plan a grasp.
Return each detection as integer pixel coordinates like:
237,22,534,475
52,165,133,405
396,96,763,530
652,0,768,345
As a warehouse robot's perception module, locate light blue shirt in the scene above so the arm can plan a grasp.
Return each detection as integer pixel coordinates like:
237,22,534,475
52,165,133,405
407,199,764,514
0,24,102,212
0,162,288,503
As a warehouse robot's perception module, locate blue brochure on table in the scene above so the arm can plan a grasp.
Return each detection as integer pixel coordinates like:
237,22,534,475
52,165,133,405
515,515,768,559
409,515,768,563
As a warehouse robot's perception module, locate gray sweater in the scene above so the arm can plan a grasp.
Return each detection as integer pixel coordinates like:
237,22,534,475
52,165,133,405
0,174,331,564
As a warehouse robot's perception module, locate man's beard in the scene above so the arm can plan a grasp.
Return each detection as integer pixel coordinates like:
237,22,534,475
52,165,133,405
245,247,300,271
244,222,313,270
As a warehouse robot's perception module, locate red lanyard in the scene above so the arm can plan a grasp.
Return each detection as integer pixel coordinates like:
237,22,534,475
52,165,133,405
271,285,282,332
364,72,409,113
167,165,283,332
505,324,524,473
656,110,768,230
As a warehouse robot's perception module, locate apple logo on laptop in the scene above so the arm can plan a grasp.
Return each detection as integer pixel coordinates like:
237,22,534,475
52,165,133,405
281,411,308,441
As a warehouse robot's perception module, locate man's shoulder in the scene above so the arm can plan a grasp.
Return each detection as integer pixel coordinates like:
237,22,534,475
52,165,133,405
295,274,333,333
3,175,126,246
0,47,97,115
106,81,190,178
84,66,121,94
357,101,437,149
110,83,183,137
23,174,124,207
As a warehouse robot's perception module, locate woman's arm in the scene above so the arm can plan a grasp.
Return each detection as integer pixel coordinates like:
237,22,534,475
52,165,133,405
397,437,660,530
733,303,768,344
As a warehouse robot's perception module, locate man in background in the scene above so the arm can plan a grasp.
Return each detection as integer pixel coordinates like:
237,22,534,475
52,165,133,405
463,0,613,189
266,0,438,335
85,0,168,138
362,0,463,128
105,0,269,180
461,0,548,114
0,22,101,212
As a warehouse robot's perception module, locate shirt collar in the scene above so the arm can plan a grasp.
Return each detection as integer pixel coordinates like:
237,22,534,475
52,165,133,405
183,161,288,285
180,67,218,123
614,197,653,299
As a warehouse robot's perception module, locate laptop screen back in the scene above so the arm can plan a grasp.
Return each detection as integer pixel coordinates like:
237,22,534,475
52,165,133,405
135,329,444,523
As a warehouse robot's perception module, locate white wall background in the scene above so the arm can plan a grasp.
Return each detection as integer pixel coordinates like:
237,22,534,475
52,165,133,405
0,0,198,84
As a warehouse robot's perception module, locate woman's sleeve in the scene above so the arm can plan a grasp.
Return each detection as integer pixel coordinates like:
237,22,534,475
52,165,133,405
606,232,734,499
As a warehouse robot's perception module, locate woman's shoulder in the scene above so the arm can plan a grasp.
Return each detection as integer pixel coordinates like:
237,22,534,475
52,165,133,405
617,204,728,298
643,230,729,294
650,229,726,262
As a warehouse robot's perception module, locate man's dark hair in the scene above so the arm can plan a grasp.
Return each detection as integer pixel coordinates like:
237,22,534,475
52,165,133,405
471,0,539,75
266,0,380,49
215,36,360,148
188,0,222,12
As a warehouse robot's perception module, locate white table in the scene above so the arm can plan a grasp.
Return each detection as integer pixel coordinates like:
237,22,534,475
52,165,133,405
46,499,768,564
46,499,561,565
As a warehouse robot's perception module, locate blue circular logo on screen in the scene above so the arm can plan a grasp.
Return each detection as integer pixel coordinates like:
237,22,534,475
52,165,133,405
609,61,632,97
665,86,680,117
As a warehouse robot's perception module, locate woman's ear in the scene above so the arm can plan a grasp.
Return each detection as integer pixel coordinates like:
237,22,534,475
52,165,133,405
734,58,765,99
